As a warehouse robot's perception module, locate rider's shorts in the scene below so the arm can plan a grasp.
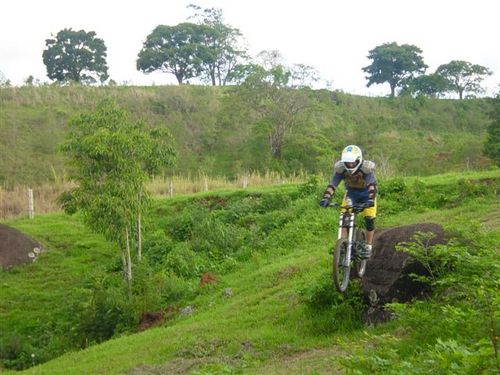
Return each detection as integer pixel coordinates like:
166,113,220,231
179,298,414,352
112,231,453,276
341,189,377,218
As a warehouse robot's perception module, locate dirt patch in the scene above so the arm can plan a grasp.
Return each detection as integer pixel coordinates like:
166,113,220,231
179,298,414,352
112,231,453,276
256,347,345,375
199,272,217,286
0,224,44,269
138,307,177,331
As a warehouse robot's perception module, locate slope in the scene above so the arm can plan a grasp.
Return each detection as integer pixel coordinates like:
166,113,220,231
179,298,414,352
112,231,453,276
1,170,499,373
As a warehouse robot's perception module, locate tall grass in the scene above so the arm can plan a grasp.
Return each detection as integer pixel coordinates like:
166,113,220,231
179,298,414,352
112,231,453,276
0,182,74,219
0,172,307,220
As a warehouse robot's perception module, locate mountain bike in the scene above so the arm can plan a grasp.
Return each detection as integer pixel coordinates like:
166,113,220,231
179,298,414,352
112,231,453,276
329,202,370,292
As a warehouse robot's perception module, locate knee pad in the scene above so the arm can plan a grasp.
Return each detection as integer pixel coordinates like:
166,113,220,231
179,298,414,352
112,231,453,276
365,216,375,231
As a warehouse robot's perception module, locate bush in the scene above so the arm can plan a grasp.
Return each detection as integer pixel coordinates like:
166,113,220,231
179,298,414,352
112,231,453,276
299,272,365,334
344,227,500,374
190,214,247,258
164,243,206,278
143,229,175,265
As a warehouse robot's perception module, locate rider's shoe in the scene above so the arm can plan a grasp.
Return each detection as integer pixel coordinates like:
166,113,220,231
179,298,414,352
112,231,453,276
361,244,373,259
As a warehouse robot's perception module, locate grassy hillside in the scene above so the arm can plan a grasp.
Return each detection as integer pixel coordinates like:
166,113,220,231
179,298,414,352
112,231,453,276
0,85,494,186
1,170,499,373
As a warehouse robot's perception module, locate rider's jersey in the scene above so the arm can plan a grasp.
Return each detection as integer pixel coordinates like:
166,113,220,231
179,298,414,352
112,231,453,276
329,160,377,191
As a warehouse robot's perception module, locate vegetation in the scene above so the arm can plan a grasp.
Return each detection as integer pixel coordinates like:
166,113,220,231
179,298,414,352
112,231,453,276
0,85,495,187
436,60,493,99
484,93,500,166
362,42,427,97
42,28,109,84
137,5,247,85
0,171,498,373
59,100,176,285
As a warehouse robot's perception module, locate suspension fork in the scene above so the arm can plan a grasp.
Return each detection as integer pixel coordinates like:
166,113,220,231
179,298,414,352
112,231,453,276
338,211,355,241
338,211,355,266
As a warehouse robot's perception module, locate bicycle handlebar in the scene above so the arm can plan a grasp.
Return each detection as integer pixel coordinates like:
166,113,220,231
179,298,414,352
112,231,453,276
327,202,372,212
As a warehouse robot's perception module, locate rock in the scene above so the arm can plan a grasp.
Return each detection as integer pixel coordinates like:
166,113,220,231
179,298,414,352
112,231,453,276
224,288,233,297
180,306,195,316
360,223,446,325
0,224,43,269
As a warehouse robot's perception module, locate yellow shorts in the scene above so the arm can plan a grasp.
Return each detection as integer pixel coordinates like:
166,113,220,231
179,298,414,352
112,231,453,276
341,194,377,218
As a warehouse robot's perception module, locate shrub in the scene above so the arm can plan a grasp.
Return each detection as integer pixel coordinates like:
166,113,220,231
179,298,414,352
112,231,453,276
164,243,206,278
299,272,365,334
143,229,175,265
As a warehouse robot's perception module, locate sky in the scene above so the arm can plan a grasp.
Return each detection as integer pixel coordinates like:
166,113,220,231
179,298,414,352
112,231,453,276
1,0,499,97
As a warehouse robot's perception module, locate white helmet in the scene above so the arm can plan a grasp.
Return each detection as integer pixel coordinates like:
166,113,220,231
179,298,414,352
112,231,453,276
341,145,363,174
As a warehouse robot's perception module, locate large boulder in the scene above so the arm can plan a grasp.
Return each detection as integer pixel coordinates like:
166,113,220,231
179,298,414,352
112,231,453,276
361,223,446,324
0,224,43,269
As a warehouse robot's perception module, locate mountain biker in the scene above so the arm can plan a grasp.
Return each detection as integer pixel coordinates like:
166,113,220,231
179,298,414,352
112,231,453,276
319,145,377,259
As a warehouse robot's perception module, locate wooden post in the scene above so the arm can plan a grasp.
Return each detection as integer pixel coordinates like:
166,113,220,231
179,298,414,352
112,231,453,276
28,188,34,219
169,180,174,197
204,177,208,192
243,176,249,189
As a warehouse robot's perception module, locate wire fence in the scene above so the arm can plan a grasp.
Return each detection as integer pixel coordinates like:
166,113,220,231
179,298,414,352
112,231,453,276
0,171,308,220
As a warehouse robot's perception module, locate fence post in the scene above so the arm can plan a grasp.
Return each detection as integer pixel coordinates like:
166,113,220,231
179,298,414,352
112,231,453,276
28,188,34,219
204,177,208,192
242,176,249,189
169,180,174,197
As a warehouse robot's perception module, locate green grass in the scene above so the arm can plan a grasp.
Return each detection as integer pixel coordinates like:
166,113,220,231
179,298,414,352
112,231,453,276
0,85,495,186
1,171,499,374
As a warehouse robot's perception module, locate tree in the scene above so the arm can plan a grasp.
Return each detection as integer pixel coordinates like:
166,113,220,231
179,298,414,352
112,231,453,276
362,42,427,97
436,60,493,99
137,23,204,84
187,4,248,86
42,28,109,84
483,93,500,166
0,70,11,87
59,100,176,288
234,52,313,158
401,73,450,98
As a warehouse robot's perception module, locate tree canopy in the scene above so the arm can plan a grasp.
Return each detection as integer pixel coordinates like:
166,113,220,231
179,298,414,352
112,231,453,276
137,6,247,86
60,100,176,284
137,23,204,84
401,73,450,98
42,28,109,84
362,42,427,97
233,52,314,159
187,5,248,86
436,60,493,99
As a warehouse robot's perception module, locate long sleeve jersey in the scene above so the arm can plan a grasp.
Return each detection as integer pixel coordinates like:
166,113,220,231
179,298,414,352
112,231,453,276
329,160,377,194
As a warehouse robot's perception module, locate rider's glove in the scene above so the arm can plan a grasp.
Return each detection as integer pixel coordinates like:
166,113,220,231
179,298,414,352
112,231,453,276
319,198,330,207
366,199,375,207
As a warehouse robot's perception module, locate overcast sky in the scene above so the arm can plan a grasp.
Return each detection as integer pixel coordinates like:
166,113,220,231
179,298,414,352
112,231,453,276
1,0,499,96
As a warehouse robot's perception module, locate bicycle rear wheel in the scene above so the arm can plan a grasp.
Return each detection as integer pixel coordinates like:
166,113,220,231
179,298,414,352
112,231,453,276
354,229,367,278
333,238,351,292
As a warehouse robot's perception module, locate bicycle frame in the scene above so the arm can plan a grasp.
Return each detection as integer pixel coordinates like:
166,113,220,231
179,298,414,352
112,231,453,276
337,209,356,266
329,201,369,292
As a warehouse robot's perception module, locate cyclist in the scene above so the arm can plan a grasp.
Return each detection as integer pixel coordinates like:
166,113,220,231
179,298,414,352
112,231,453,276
319,145,377,258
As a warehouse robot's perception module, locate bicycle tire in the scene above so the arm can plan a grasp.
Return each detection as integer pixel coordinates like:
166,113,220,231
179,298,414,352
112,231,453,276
355,229,367,278
333,238,351,292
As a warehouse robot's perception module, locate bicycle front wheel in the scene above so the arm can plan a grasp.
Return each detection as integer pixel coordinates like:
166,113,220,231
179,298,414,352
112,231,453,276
333,238,351,292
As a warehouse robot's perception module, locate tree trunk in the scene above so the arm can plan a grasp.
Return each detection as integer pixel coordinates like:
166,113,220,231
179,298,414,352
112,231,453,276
270,123,286,158
390,84,396,98
120,243,127,279
125,227,133,290
459,88,464,100
137,213,142,261
137,192,142,261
